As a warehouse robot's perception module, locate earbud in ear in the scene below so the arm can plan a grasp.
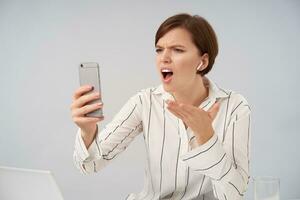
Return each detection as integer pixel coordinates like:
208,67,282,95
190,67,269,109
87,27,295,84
196,61,203,71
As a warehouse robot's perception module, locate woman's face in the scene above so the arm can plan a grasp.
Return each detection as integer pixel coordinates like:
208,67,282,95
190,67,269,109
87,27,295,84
156,27,203,93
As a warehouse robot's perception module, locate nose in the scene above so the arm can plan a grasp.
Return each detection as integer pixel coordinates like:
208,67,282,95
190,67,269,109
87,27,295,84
160,49,171,63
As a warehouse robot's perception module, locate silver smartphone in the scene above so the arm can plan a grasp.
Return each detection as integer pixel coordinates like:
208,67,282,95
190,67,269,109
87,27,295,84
78,62,103,118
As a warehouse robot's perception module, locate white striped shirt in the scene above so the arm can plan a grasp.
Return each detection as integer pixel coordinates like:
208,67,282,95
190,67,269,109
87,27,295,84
73,76,251,200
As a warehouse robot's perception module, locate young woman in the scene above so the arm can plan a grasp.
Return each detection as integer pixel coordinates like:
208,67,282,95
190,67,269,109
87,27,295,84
71,13,251,200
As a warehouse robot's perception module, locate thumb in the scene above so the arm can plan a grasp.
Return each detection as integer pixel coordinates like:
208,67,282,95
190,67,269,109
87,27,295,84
208,101,220,120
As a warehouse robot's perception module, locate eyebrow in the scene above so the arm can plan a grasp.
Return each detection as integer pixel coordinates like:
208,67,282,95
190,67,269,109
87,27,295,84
155,44,186,49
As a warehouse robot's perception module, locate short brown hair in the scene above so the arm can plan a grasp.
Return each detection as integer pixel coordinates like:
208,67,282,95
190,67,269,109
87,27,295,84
155,13,218,76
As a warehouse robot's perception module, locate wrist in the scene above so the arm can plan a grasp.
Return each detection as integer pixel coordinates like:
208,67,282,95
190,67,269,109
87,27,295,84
81,125,98,147
195,129,214,145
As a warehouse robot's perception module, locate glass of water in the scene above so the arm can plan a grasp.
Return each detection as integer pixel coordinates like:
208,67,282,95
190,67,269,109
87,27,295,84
254,176,280,200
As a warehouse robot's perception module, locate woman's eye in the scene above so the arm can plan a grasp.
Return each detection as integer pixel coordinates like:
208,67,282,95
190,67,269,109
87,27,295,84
155,48,162,53
174,48,184,53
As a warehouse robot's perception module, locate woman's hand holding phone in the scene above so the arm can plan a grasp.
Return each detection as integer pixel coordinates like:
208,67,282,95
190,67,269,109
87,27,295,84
70,85,104,148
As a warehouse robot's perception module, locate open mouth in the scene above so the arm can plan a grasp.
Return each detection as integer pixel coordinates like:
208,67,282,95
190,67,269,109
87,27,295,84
161,69,173,80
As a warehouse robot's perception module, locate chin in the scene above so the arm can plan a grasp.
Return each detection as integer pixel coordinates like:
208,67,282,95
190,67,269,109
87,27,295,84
162,83,174,93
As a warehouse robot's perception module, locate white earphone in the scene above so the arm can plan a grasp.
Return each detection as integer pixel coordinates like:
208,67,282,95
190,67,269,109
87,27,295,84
196,61,203,71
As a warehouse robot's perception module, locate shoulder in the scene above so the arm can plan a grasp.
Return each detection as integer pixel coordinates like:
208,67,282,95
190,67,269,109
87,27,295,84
228,91,250,108
221,89,251,119
206,77,250,111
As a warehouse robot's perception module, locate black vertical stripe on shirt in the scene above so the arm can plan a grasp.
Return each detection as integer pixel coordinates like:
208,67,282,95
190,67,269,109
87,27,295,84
147,89,153,150
196,175,206,197
141,90,155,200
222,92,232,143
247,115,250,174
159,100,166,199
232,115,238,169
93,161,96,172
101,104,137,142
180,136,192,199
169,120,181,199
139,95,143,105
142,132,146,141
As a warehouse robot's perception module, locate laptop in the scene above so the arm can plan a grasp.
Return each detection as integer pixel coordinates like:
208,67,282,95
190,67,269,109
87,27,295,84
0,166,64,200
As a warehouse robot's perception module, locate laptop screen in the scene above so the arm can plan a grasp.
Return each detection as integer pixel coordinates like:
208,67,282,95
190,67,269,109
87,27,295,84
0,166,64,200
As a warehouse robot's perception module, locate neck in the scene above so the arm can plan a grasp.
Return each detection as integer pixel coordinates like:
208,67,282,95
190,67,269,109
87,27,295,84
171,76,208,107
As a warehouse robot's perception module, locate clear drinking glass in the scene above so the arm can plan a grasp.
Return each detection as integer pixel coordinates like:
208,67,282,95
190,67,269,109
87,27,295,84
254,176,280,200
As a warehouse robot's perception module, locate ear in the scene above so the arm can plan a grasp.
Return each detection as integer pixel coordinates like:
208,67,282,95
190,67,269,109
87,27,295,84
199,53,209,71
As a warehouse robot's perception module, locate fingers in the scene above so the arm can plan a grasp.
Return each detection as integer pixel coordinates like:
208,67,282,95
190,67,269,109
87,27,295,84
71,86,104,134
208,101,220,120
71,91,101,109
167,100,195,117
167,105,185,120
167,100,220,122
72,102,103,118
166,100,188,120
73,85,94,101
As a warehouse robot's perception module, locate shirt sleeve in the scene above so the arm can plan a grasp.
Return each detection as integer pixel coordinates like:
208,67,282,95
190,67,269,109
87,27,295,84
73,92,143,174
180,94,251,199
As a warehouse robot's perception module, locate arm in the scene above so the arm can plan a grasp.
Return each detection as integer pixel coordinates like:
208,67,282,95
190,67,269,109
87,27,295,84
181,95,251,199
73,92,143,174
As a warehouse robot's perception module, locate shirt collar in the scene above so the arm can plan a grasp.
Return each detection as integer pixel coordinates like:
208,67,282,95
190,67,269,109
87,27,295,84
152,76,230,102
